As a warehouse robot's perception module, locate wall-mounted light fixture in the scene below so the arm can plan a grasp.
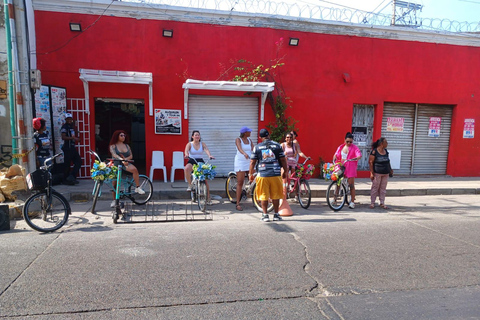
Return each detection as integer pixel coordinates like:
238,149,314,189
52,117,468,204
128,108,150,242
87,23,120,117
289,38,299,46
163,29,173,38
69,23,82,32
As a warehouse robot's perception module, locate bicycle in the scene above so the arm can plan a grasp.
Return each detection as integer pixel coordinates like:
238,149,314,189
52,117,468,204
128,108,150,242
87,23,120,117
225,171,274,213
88,151,153,220
23,153,71,232
188,157,215,212
325,159,356,211
285,159,313,209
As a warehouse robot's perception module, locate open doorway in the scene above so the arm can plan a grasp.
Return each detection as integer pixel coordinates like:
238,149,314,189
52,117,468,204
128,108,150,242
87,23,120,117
94,98,146,174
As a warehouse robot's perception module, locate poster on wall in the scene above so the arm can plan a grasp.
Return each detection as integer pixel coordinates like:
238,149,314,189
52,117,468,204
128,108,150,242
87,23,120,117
463,118,475,138
34,86,52,135
351,126,368,146
50,87,67,163
386,117,404,132
428,117,441,137
155,109,182,134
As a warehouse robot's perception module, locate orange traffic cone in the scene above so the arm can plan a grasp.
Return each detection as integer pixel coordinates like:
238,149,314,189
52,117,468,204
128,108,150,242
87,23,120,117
279,179,293,216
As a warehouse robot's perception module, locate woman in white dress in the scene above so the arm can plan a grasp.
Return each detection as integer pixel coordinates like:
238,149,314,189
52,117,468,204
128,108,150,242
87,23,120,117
234,126,254,211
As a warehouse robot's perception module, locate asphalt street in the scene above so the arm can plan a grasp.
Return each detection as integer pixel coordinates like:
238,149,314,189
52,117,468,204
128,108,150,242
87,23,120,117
1,194,480,319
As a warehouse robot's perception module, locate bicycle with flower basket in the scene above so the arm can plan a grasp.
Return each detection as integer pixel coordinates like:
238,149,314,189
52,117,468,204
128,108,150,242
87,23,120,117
285,159,314,209
323,159,356,211
88,151,153,220
189,157,216,212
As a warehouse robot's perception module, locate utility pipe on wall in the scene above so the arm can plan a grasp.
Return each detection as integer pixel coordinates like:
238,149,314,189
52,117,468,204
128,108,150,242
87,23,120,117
7,0,25,165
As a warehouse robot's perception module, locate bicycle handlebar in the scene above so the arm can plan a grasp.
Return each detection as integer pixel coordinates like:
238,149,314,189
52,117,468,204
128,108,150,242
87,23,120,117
186,156,214,164
106,158,134,164
41,153,62,170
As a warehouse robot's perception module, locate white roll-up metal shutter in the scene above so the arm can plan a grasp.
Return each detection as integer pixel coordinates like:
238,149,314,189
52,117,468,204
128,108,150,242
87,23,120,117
188,95,258,176
412,105,452,174
382,103,415,175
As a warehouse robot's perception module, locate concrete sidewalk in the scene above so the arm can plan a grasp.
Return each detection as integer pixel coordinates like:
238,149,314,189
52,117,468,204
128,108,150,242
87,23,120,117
44,175,480,202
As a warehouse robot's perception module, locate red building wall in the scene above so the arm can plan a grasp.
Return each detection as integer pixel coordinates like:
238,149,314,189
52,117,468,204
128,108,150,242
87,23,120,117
34,10,480,176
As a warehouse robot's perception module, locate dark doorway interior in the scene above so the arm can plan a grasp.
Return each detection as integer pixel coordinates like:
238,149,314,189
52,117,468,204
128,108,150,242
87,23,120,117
94,99,146,174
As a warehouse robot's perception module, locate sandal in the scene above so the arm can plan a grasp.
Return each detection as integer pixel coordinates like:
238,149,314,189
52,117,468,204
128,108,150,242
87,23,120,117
369,204,375,209
236,205,243,211
380,204,389,209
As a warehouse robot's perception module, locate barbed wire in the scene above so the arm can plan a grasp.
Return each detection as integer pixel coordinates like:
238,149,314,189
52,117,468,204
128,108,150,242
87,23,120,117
126,0,480,34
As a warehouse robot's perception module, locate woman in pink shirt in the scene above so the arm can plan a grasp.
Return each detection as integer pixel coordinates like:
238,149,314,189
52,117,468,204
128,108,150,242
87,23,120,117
333,132,362,209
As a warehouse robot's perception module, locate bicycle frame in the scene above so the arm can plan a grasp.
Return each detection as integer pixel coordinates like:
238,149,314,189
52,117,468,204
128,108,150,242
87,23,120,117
285,158,309,194
188,157,213,212
88,150,152,221
23,153,71,232
326,158,357,211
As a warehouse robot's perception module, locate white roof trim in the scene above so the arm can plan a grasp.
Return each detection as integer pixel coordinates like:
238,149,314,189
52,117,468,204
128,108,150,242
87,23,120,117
182,79,275,121
79,69,154,115
182,79,275,92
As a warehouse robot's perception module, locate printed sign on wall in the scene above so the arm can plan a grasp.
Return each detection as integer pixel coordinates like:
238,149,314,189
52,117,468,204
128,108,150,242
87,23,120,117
351,126,368,146
155,109,182,134
428,117,441,137
463,119,475,139
386,117,405,132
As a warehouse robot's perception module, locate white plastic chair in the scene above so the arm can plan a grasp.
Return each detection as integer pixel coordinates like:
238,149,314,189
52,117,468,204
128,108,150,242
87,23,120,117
149,151,167,182
170,151,187,182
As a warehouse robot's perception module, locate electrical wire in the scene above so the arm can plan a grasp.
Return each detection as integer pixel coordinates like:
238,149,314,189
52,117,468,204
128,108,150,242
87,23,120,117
35,0,115,55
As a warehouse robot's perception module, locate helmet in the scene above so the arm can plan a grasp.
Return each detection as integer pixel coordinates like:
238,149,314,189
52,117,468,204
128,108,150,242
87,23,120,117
33,118,43,130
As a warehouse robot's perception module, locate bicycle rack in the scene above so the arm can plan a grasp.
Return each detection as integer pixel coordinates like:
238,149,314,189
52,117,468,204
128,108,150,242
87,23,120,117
120,200,213,223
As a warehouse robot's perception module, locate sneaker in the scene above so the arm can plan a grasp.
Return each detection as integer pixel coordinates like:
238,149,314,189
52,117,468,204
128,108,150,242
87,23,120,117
186,186,192,191
135,187,145,195
349,202,355,209
110,200,116,208
261,214,270,222
273,213,283,221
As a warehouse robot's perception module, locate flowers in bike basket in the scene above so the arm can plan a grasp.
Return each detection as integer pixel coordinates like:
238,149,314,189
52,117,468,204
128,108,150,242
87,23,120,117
192,163,217,181
323,162,344,181
294,163,315,180
90,160,118,181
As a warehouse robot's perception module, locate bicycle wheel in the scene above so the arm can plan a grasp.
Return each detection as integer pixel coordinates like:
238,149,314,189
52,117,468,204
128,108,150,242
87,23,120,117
197,181,207,212
225,173,238,204
326,180,347,211
297,179,311,209
126,175,153,205
91,180,103,214
251,183,274,213
23,191,71,232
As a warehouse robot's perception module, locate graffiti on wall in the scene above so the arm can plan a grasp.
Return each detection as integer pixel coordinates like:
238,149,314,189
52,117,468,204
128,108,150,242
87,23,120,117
0,145,12,166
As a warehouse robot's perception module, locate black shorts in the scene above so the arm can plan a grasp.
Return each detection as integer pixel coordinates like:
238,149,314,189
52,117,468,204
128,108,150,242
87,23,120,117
187,158,204,165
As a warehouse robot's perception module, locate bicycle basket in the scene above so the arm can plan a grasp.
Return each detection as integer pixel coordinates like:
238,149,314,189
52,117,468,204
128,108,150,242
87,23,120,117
295,163,315,180
333,164,345,179
26,169,48,190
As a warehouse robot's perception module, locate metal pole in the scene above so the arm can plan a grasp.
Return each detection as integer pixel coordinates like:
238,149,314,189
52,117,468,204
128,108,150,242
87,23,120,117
4,0,18,164
15,0,36,172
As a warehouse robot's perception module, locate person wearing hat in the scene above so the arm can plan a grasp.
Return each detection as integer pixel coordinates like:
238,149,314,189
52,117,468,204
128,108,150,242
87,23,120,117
32,117,51,168
60,113,82,185
249,129,288,222
233,126,254,211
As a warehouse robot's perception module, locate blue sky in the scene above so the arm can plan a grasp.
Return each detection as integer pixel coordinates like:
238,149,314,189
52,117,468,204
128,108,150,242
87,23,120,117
297,0,480,23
